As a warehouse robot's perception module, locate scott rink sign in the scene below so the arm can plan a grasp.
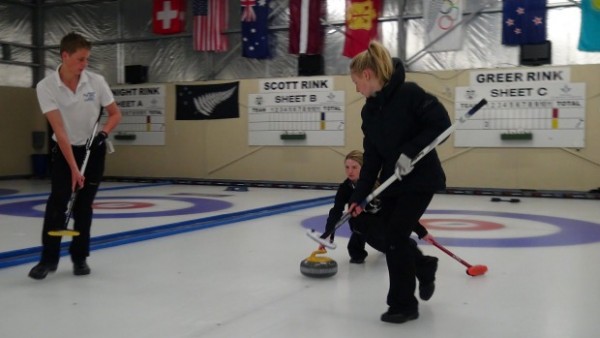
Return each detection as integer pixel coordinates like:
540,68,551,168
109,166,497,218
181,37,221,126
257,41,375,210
259,76,333,92
249,76,345,146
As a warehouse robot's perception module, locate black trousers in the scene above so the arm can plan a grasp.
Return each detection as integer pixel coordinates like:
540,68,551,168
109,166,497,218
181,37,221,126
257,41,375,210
40,142,105,264
348,213,430,262
377,191,435,313
348,213,380,260
348,203,436,287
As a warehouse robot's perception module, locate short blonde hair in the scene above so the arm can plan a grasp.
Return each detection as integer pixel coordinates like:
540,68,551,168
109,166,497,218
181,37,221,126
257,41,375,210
345,150,363,166
349,40,393,84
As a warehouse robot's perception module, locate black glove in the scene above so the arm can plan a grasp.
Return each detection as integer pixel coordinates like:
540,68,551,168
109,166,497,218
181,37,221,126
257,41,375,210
91,131,108,149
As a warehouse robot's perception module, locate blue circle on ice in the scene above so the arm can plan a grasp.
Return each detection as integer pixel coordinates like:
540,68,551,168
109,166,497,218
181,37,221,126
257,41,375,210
0,188,19,196
0,196,232,218
301,209,600,247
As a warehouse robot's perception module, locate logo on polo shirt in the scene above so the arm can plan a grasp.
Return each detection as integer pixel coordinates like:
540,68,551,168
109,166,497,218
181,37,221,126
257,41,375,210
83,92,96,102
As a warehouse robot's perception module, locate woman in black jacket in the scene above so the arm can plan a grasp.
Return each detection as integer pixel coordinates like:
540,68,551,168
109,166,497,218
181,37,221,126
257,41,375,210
347,40,451,324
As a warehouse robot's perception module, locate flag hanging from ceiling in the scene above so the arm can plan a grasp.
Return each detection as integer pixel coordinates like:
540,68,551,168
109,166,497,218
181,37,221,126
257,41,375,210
578,0,600,52
153,0,185,35
502,0,547,46
175,82,240,120
423,0,464,52
241,0,271,59
289,0,325,55
193,0,229,52
342,0,381,58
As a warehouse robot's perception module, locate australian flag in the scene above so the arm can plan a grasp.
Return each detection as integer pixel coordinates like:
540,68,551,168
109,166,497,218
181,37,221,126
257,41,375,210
175,82,239,120
502,0,547,46
241,0,271,59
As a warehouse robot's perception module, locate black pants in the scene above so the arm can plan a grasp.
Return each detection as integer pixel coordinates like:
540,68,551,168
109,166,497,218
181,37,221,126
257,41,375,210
377,191,435,314
348,213,430,261
348,213,380,260
348,206,436,286
40,143,105,264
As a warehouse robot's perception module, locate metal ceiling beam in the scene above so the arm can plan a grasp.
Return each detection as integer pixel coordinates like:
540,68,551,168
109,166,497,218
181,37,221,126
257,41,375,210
32,0,45,85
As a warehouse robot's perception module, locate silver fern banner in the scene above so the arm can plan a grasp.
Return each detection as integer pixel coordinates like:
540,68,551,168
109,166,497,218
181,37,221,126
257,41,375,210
176,82,239,120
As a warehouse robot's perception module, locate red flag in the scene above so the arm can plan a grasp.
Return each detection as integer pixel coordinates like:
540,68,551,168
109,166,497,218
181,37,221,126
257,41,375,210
152,0,185,35
342,0,381,58
289,0,325,55
193,0,229,52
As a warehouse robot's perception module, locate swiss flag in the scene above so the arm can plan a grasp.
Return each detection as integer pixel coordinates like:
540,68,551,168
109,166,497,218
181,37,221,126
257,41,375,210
153,0,185,35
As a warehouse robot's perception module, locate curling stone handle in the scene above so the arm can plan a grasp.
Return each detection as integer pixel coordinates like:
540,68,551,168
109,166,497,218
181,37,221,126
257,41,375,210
310,248,327,258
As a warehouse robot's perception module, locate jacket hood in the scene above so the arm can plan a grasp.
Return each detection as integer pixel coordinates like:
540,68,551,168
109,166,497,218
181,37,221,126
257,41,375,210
386,58,406,93
371,58,405,104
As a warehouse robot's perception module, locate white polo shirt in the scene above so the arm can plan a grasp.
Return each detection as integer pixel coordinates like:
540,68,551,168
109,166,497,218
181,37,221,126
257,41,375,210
36,65,115,145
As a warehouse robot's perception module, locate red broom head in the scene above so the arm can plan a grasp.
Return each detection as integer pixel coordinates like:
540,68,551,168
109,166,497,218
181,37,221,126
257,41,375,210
466,265,488,276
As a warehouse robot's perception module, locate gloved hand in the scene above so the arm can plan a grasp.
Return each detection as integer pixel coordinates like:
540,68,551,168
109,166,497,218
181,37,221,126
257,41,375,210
395,153,414,177
91,131,108,149
421,233,435,244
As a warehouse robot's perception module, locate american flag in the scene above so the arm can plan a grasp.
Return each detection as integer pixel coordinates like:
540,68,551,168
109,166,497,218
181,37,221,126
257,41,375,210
193,0,228,52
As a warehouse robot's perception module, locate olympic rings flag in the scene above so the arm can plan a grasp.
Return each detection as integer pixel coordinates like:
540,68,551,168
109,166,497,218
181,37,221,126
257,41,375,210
423,0,464,52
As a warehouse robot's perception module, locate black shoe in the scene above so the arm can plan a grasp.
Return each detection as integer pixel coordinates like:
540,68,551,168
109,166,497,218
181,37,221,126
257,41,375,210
380,310,419,324
349,257,365,264
419,282,435,301
28,262,58,280
73,261,91,276
418,256,438,301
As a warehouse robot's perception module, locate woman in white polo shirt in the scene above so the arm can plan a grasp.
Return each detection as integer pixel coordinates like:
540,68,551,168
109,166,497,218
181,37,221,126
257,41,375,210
29,32,122,280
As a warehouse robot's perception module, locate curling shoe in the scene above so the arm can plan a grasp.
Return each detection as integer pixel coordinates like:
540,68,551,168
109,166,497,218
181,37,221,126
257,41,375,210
349,257,365,264
380,309,419,324
28,262,58,280
73,260,91,276
418,256,438,301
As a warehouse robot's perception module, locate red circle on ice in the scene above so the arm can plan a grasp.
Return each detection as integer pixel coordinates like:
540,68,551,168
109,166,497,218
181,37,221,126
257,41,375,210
421,218,504,231
92,201,155,209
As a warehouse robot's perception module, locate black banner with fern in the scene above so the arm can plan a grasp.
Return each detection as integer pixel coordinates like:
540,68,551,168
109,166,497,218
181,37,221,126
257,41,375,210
175,82,239,120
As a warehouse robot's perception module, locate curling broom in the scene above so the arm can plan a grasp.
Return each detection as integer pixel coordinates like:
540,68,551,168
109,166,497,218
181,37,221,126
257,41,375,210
429,238,488,277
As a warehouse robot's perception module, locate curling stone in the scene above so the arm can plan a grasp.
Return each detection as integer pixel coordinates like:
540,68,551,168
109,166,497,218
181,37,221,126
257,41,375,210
491,197,520,203
300,249,337,278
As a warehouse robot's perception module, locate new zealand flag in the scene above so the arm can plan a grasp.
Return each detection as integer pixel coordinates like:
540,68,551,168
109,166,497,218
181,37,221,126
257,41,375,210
175,82,239,120
502,0,547,46
241,0,271,59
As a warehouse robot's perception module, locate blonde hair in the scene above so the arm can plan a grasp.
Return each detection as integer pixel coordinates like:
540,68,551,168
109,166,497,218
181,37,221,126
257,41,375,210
349,40,393,84
345,150,363,167
344,150,381,190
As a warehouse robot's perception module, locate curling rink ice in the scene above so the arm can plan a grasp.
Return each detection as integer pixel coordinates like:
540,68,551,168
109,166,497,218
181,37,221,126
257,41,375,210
1,179,600,338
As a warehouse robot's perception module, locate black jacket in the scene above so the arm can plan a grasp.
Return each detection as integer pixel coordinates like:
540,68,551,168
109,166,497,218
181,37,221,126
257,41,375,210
325,178,429,239
324,179,354,237
350,60,451,204
325,179,380,237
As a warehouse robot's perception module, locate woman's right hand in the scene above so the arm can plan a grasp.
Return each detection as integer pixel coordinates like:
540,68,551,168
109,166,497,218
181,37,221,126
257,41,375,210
422,233,435,244
71,169,85,192
349,203,364,217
